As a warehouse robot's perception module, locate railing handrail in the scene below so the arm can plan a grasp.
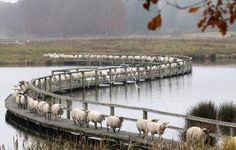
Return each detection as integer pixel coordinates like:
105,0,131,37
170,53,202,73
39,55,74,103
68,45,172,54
29,80,236,129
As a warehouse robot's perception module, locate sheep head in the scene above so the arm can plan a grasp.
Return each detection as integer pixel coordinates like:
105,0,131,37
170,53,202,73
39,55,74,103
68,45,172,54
151,119,159,122
159,122,169,134
119,117,124,122
202,128,209,135
101,115,105,120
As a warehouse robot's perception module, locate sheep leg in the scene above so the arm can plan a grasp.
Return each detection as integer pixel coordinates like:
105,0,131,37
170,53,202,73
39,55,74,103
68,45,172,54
151,133,155,140
107,126,109,131
100,123,103,129
94,122,97,129
73,118,76,125
138,131,141,137
113,128,116,133
118,128,121,132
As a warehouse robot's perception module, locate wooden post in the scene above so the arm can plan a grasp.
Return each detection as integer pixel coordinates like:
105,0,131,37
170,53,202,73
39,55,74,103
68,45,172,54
44,77,47,91
143,110,148,119
150,65,153,79
109,68,113,85
69,73,72,93
145,66,148,80
49,76,52,92
95,69,99,87
39,78,42,89
137,66,140,81
110,106,115,116
59,74,62,91
67,100,71,119
169,63,172,77
230,127,234,136
82,71,85,88
124,67,128,83
83,102,88,110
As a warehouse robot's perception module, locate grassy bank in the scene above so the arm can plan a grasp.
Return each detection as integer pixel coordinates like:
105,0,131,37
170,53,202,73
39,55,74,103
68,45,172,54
1,37,236,66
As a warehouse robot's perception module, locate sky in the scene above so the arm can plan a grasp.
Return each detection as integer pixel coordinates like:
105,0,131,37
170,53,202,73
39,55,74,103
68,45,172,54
0,0,18,3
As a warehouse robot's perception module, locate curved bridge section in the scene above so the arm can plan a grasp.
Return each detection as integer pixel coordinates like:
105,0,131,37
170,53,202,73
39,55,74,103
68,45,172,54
6,54,193,147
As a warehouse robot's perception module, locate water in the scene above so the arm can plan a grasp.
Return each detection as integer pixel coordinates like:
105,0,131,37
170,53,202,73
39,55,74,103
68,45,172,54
0,66,76,148
1,63,236,146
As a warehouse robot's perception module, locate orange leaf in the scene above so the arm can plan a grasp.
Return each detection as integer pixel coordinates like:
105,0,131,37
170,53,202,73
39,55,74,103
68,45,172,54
189,7,200,13
153,14,162,28
151,0,159,4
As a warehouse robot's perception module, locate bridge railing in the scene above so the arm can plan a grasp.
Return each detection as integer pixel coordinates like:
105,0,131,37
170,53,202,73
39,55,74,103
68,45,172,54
29,55,235,138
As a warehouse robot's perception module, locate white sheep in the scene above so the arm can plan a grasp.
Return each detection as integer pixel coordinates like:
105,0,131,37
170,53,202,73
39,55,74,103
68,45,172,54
15,94,22,107
20,94,28,109
146,122,169,140
32,100,39,114
71,108,89,127
136,119,159,138
27,96,35,112
87,110,105,129
106,116,124,133
186,126,209,144
51,104,64,120
41,102,51,119
37,101,47,113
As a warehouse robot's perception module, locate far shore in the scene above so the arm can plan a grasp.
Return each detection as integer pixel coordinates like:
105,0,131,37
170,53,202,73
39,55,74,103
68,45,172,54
1,36,236,66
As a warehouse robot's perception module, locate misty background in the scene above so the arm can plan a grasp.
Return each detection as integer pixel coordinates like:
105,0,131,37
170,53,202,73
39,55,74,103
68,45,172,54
0,0,227,37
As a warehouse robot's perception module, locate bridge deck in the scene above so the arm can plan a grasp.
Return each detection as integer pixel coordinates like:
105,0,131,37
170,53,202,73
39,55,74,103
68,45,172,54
5,94,174,148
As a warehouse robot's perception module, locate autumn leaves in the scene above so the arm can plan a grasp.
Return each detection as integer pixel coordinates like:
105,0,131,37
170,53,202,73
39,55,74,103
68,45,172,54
143,0,234,35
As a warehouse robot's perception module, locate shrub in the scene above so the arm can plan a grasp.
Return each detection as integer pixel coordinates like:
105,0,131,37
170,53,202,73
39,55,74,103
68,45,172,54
218,102,236,136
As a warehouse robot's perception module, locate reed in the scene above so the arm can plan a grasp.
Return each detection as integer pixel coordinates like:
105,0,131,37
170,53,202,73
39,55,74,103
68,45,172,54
218,102,236,136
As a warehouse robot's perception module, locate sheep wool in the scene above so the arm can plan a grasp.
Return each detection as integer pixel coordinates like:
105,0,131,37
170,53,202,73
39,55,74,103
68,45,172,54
71,108,88,127
87,110,105,129
106,116,124,133
51,104,64,120
186,126,209,144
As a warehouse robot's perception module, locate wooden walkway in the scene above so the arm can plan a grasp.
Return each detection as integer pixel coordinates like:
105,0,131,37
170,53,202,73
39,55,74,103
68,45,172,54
5,94,174,148
5,54,236,148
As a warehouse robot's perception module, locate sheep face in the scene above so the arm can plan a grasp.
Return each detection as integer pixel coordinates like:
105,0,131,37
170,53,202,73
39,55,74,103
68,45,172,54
119,117,124,123
151,119,159,122
160,122,169,135
101,115,105,121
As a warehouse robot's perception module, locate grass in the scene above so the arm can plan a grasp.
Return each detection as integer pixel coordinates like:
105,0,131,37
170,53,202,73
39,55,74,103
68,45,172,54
186,101,217,132
1,37,236,65
218,102,236,136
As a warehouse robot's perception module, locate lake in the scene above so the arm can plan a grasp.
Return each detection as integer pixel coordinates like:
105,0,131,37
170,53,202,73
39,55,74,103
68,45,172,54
1,63,236,146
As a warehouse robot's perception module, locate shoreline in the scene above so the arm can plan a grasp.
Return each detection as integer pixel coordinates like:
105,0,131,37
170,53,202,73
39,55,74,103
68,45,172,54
1,37,236,66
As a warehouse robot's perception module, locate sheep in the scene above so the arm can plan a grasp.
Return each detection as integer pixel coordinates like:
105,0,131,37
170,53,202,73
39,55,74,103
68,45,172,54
32,100,39,114
41,102,51,119
51,104,64,120
27,96,35,112
186,126,210,144
136,119,159,138
106,116,124,133
37,101,47,113
146,122,169,140
20,94,28,109
87,110,105,129
15,94,22,108
71,108,89,127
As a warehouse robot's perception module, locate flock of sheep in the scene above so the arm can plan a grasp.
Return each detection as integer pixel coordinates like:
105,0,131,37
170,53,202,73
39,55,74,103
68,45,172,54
11,80,213,143
43,53,183,63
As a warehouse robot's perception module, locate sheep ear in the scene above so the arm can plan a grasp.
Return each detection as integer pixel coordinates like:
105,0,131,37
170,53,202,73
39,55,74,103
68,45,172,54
202,128,209,134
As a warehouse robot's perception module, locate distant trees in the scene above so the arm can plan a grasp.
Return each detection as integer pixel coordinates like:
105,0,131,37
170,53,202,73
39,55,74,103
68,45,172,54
0,0,127,37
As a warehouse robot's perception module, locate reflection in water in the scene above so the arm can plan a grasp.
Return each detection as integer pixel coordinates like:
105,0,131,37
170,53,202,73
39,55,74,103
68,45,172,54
64,65,236,139
2,64,236,143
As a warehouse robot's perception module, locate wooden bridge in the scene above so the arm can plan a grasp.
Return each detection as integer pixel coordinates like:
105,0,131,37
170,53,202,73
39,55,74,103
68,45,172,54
5,54,236,148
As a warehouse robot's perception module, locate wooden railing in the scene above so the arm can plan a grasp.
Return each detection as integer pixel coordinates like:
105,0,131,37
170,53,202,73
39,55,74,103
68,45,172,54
28,55,236,138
